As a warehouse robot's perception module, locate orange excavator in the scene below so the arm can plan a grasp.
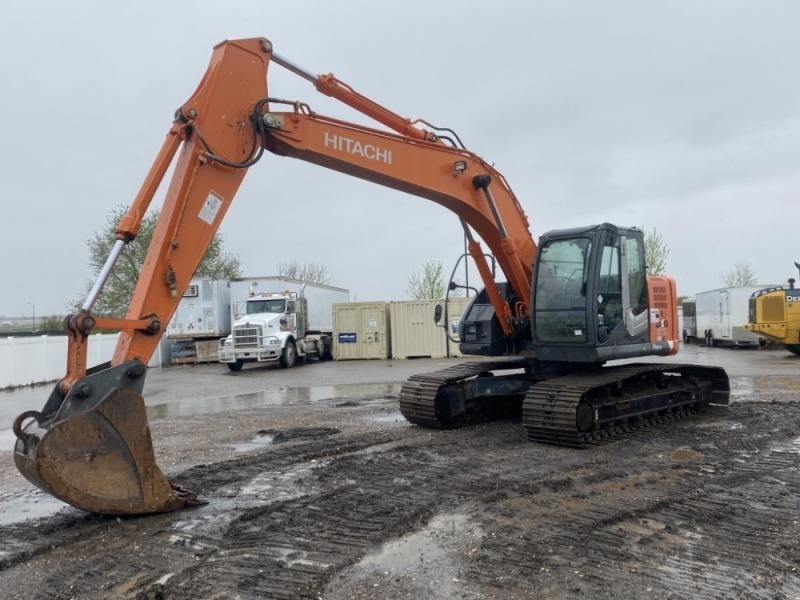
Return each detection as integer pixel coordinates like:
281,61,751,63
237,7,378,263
13,38,729,515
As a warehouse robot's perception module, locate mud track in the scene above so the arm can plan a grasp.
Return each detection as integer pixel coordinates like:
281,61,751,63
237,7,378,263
0,358,799,599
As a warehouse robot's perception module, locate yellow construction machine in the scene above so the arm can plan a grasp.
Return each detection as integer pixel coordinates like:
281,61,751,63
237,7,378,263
745,262,800,355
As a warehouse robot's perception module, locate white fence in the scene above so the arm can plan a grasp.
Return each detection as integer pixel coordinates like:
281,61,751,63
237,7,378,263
0,334,169,388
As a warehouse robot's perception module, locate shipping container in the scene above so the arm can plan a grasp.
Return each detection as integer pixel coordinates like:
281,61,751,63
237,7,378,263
390,297,470,359
332,302,390,360
695,286,777,347
229,276,349,332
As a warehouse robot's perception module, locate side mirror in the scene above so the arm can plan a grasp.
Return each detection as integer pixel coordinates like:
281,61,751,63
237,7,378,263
433,304,443,324
448,281,458,291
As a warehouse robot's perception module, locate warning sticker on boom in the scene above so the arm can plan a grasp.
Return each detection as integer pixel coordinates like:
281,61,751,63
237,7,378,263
199,192,223,225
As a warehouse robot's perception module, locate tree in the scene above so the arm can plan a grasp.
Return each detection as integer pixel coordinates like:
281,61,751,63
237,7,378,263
75,206,242,317
407,260,446,300
39,315,65,332
276,261,333,285
643,226,669,276
722,261,758,287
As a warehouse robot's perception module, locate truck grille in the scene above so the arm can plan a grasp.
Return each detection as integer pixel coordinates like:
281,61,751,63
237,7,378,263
233,325,261,347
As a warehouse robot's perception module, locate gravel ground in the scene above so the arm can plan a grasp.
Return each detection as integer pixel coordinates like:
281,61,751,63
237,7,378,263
0,345,798,599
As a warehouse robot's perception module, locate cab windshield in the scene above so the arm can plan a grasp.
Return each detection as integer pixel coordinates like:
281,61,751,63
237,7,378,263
246,299,286,314
534,238,591,342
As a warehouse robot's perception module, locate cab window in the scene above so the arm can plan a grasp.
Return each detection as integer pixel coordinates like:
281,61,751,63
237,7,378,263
534,238,591,342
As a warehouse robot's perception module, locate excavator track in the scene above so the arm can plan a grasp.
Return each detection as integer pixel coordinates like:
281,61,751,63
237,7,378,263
399,359,531,427
523,363,730,448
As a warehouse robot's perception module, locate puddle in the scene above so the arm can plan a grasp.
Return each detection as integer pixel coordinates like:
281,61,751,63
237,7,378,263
0,384,52,431
235,461,323,500
730,377,755,400
362,411,408,425
326,511,482,598
771,436,800,455
0,382,401,427
730,375,800,401
0,488,71,527
166,461,324,551
359,512,476,566
0,427,17,452
230,432,275,453
146,382,400,420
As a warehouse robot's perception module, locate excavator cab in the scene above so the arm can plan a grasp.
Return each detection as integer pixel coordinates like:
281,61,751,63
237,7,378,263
458,224,678,363
532,223,677,362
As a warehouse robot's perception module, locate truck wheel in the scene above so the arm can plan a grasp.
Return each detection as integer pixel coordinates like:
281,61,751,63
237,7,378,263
227,359,244,372
321,337,333,361
280,340,297,368
786,344,800,356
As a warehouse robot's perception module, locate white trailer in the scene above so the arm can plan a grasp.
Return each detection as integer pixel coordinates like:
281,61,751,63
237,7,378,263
695,286,775,347
219,277,350,370
167,278,232,339
681,297,697,343
166,278,232,363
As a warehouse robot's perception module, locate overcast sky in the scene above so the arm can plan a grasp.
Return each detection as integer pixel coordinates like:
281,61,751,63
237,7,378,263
2,1,799,318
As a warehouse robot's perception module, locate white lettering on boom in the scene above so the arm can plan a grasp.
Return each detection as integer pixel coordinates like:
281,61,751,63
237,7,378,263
323,132,392,165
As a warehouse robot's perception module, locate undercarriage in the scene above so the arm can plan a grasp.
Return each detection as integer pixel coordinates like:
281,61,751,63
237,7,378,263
399,359,730,447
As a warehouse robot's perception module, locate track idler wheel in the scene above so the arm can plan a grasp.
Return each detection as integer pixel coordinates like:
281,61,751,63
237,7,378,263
14,383,201,515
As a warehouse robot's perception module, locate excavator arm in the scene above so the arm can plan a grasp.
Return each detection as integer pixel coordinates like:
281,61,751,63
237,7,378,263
261,107,536,306
13,37,538,514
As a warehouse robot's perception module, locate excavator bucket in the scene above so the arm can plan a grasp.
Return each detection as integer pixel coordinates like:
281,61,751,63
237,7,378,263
13,362,200,515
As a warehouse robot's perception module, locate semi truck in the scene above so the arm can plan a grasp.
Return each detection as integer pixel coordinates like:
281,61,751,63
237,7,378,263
695,286,775,347
218,278,350,370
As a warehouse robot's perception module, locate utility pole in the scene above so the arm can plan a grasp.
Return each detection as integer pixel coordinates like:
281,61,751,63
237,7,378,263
28,302,35,333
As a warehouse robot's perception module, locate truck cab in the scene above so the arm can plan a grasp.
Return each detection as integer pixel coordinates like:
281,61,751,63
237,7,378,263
219,290,327,370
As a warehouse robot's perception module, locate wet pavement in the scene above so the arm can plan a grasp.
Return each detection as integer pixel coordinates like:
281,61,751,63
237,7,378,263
1,345,797,453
